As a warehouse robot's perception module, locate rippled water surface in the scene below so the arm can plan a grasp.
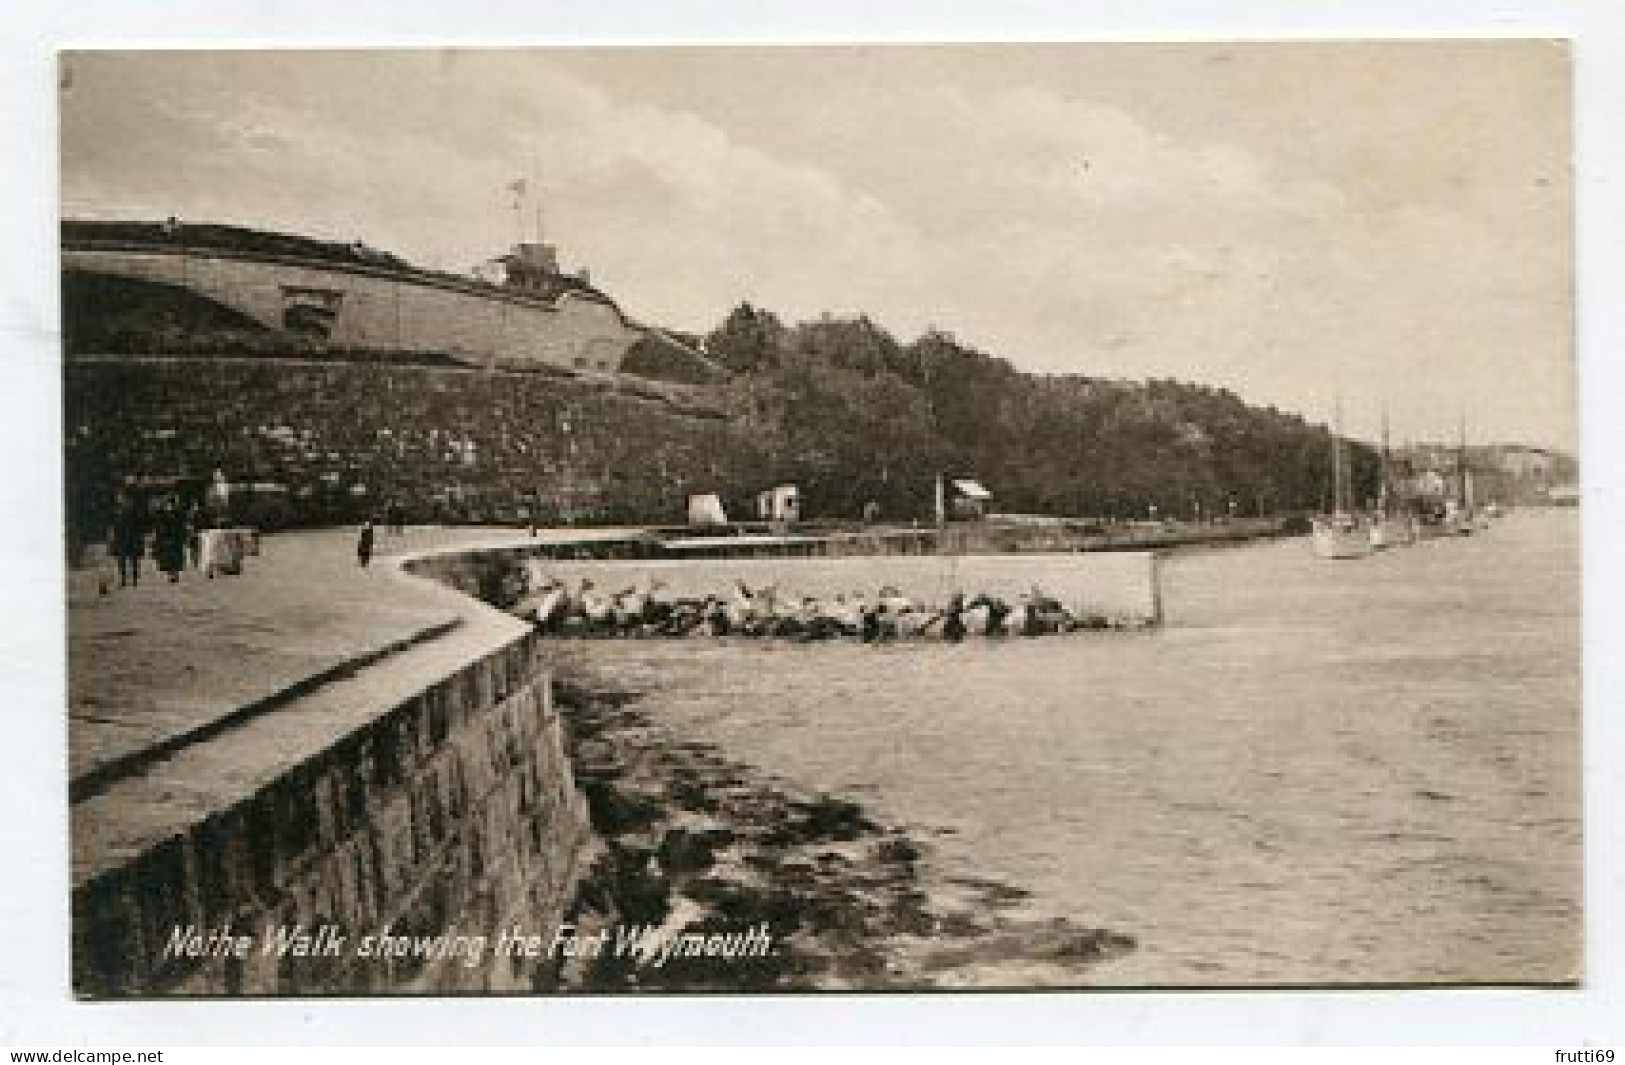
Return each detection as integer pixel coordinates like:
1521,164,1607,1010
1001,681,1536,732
553,510,1581,986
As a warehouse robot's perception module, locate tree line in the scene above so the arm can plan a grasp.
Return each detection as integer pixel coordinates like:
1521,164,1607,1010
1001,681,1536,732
692,302,1379,523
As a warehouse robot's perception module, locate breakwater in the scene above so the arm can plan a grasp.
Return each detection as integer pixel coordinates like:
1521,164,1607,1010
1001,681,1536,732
407,536,1165,627
536,553,1160,629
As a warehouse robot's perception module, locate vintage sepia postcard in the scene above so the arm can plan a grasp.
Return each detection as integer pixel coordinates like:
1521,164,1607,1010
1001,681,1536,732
60,42,1578,997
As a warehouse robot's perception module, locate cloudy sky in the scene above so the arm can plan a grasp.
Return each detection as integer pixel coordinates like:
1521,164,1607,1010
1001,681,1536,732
59,43,1572,448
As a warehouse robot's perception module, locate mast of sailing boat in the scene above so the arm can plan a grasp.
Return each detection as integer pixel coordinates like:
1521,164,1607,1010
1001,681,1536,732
1380,408,1390,516
933,471,963,602
1370,407,1414,548
1369,408,1389,549
1311,395,1372,558
1332,396,1346,516
1453,410,1474,535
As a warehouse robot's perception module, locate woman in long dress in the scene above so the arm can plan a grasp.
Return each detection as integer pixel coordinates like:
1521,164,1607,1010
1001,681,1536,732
110,492,146,587
153,498,189,583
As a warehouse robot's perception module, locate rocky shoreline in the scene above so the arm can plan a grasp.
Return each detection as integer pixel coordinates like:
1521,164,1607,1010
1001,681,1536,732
545,669,1137,992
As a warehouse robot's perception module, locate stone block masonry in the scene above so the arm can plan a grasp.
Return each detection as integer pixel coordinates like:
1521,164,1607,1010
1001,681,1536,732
71,566,598,996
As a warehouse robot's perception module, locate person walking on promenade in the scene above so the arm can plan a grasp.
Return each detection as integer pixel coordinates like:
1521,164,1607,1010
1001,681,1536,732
940,592,968,643
357,520,376,568
184,502,203,571
109,490,146,588
152,496,188,583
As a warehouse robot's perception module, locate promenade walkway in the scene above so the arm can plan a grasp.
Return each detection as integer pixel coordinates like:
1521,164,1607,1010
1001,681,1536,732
67,524,636,896
73,529,447,787
67,525,648,789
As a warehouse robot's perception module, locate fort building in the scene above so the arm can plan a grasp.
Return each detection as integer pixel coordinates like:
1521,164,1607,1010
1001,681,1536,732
61,219,703,376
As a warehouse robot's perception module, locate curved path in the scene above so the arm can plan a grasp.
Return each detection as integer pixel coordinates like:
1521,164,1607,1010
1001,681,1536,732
68,525,629,892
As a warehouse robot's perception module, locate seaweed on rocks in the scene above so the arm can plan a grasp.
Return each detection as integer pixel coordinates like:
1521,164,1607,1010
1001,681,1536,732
548,672,1137,991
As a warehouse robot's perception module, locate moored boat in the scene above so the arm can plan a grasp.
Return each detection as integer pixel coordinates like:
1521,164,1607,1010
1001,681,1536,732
1447,413,1484,536
1368,408,1416,549
1312,398,1372,560
1313,511,1374,559
1369,512,1417,549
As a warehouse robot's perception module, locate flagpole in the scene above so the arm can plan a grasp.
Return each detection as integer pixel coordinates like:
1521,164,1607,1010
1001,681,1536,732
531,151,545,244
508,177,527,246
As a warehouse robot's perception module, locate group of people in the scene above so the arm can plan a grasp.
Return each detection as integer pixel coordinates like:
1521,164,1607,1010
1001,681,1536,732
102,490,260,590
516,571,1112,643
107,491,200,588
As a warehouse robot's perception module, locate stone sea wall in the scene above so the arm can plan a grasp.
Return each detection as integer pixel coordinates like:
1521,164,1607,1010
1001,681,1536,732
72,608,597,997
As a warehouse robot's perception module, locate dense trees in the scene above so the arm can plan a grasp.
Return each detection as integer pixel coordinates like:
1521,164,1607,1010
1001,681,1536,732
703,303,786,375
703,303,1378,522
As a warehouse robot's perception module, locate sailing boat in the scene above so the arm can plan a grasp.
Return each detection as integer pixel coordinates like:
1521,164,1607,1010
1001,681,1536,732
1311,399,1373,559
1445,412,1480,536
1369,408,1416,549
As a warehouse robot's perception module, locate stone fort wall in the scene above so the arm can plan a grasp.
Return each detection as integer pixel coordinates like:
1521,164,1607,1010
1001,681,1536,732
63,242,644,373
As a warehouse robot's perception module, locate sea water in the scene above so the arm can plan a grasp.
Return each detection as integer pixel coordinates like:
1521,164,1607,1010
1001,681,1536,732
553,509,1581,986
